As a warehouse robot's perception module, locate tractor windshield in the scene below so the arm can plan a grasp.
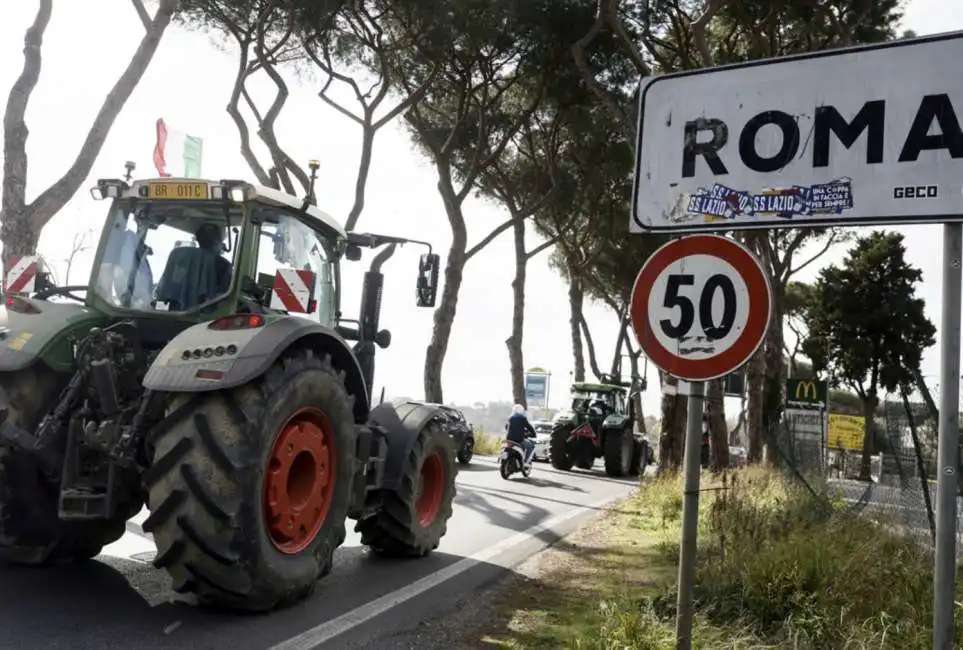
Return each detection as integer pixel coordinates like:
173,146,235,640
252,207,338,327
571,389,625,415
94,199,242,312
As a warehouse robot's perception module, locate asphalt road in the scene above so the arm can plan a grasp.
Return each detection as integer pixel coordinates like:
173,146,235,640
0,456,638,650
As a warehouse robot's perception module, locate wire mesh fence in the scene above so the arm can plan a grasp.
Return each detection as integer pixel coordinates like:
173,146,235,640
772,393,963,555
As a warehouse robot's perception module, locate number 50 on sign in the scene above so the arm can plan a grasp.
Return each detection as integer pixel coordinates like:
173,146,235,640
630,235,771,382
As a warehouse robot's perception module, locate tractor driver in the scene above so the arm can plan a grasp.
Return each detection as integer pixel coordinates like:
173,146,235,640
590,398,609,417
195,223,232,297
154,223,232,310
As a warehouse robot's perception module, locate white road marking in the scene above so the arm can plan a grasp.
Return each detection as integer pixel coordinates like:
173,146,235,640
101,527,156,561
265,493,626,650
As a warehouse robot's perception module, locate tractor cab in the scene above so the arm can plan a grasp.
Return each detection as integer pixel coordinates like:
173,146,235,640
84,177,343,328
57,172,440,361
569,383,627,418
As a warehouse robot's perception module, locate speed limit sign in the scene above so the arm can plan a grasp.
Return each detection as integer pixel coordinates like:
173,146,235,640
630,235,771,381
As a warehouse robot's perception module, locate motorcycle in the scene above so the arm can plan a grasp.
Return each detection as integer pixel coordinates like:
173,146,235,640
499,439,532,479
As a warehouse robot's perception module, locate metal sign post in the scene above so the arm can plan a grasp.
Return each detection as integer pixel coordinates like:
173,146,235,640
934,222,961,648
676,380,705,648
629,30,963,649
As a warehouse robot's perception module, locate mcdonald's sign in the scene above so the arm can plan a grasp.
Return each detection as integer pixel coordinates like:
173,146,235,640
785,378,827,410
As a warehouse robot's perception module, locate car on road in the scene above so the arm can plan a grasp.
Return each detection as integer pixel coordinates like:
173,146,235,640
531,419,554,461
729,445,748,468
410,401,476,464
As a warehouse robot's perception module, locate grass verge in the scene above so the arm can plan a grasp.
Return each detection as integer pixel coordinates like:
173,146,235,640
464,468,962,649
473,430,504,456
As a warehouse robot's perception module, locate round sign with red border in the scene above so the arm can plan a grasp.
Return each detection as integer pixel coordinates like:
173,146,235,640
630,234,771,382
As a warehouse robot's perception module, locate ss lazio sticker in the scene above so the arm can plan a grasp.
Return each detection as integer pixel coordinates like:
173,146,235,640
630,235,771,381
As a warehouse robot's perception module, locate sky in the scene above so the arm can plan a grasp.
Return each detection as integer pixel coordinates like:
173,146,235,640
0,0,959,419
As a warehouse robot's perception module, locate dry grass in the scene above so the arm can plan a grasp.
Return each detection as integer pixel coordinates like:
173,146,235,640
473,430,504,456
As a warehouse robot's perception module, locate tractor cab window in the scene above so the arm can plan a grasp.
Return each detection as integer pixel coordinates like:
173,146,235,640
572,389,620,415
613,391,626,414
253,209,336,327
95,200,241,312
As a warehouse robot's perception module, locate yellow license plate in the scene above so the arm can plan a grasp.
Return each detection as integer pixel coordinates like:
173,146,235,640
147,182,208,200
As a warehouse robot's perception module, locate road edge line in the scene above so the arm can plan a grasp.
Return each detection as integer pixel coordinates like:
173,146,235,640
265,491,629,650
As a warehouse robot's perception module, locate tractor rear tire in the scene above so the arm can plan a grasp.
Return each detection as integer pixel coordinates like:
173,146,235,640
603,428,633,477
549,425,575,471
0,367,127,566
356,421,456,557
628,439,644,476
144,349,357,612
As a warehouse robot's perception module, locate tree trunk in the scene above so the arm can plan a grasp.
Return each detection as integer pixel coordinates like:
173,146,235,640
859,392,878,481
423,173,468,403
729,407,746,445
762,281,787,450
746,345,766,463
671,386,688,468
658,372,687,471
567,273,586,382
609,317,627,379
506,216,527,406
0,211,40,267
707,377,729,470
579,314,603,380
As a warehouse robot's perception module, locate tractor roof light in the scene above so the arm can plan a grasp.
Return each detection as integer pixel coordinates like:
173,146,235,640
218,180,247,203
90,179,127,201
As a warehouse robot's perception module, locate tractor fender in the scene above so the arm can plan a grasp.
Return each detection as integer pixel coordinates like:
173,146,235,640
366,400,445,492
143,316,370,420
0,300,105,373
602,414,630,429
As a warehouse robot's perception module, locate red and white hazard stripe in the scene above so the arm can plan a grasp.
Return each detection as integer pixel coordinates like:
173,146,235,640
270,269,316,313
567,423,598,443
3,256,39,295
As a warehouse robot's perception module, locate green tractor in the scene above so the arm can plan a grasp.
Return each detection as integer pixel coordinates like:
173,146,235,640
549,380,648,477
0,165,457,612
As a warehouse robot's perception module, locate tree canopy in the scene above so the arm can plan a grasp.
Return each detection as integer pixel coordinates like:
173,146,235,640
802,231,936,401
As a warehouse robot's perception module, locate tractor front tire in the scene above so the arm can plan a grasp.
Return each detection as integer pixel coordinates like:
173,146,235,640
628,438,644,476
603,428,634,477
357,421,456,557
0,367,127,566
144,349,357,612
549,425,575,471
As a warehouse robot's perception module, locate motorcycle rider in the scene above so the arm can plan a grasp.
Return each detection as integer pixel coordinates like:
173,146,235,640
505,403,537,465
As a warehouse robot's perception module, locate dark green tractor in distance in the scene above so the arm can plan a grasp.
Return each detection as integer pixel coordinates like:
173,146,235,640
549,381,648,477
0,165,457,612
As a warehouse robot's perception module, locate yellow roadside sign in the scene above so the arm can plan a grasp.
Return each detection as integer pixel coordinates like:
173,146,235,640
828,414,865,451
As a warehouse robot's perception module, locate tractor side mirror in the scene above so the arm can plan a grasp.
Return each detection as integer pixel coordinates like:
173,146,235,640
416,253,439,308
33,271,54,294
345,244,362,261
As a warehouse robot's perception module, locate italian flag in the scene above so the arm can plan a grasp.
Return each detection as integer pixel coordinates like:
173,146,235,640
153,118,203,178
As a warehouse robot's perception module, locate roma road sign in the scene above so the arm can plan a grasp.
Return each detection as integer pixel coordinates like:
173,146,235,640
630,235,771,381
630,30,963,233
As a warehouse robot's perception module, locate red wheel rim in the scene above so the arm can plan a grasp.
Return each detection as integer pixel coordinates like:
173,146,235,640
416,452,445,527
263,407,336,554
